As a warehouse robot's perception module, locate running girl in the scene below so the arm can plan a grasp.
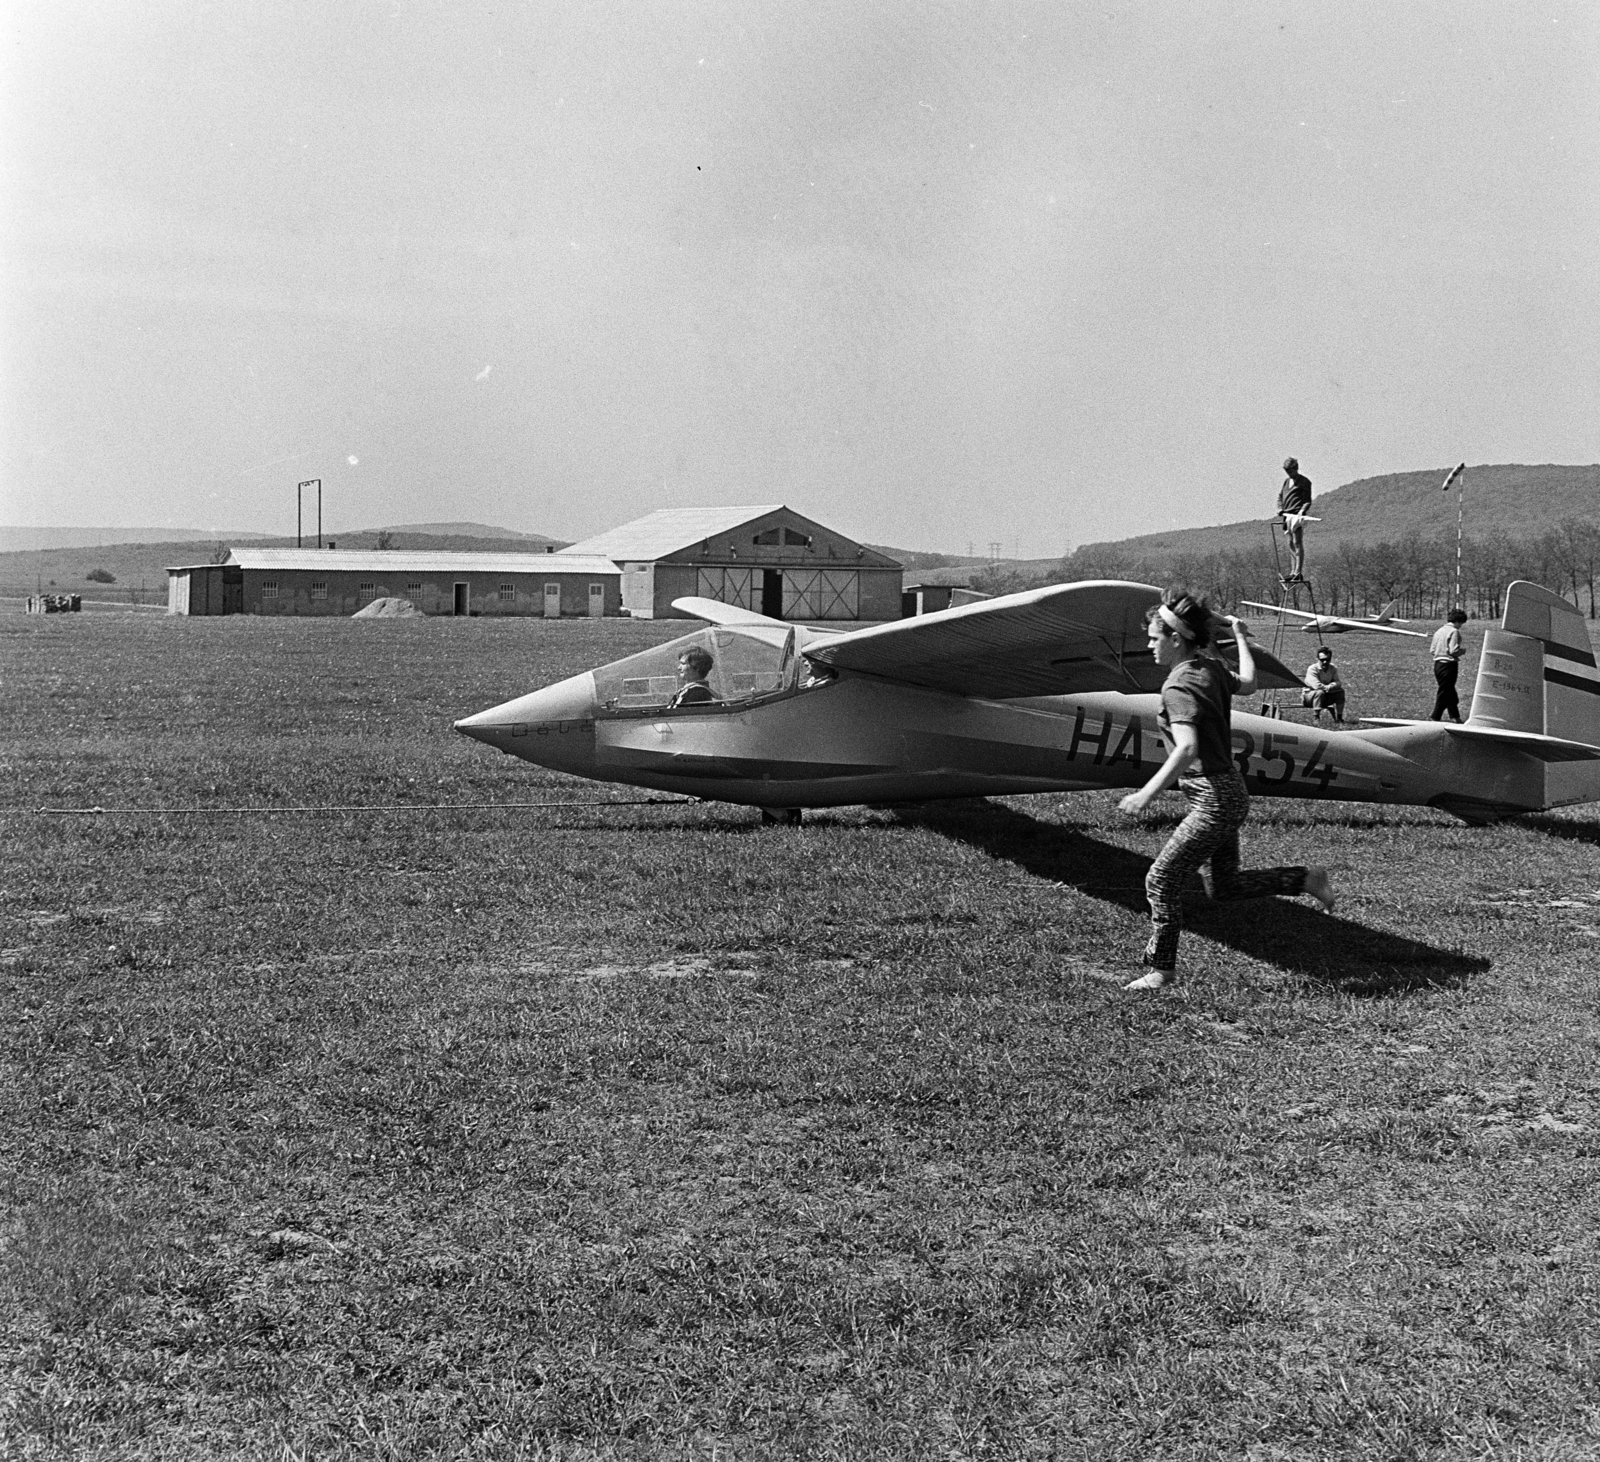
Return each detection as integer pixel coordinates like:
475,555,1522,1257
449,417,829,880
1118,591,1335,990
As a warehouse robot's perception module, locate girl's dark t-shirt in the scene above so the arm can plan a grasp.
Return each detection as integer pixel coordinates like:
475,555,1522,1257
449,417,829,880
1159,656,1240,776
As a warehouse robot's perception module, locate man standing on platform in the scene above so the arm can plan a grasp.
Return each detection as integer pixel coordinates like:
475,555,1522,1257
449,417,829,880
1276,457,1313,584
1429,609,1469,722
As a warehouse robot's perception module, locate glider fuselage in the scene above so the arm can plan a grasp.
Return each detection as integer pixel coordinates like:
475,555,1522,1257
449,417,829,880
456,579,1600,825
457,670,1537,821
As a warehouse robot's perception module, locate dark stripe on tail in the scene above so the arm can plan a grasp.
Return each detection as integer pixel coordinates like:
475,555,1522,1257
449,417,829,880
1542,638,1598,669
1545,667,1600,695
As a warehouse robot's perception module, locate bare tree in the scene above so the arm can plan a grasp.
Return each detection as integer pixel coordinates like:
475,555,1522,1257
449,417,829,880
1553,517,1599,616
1360,540,1408,609
1046,526,1597,624
1462,536,1508,619
1064,544,1133,581
1577,522,1600,619
1331,540,1366,617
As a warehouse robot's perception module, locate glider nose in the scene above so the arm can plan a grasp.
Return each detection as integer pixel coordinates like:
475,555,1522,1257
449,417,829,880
454,671,599,771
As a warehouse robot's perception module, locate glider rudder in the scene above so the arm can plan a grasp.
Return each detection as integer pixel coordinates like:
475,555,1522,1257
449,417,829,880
1473,581,1600,809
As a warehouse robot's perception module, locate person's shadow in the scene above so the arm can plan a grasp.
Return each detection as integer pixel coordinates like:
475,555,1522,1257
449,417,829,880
896,799,1489,995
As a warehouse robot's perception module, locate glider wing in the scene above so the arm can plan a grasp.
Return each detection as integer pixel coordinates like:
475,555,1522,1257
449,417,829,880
1240,600,1426,638
1240,600,1318,622
803,579,1302,698
1324,620,1427,638
671,597,788,627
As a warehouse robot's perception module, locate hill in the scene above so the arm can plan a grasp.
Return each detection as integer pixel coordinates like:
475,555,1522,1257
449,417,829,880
864,467,1600,593
384,521,559,542
0,522,565,554
1075,464,1600,562
865,546,989,574
0,525,271,552
228,528,571,554
0,528,573,604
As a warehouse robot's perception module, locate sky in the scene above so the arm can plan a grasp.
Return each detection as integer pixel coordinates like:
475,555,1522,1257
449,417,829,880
3,1,1597,554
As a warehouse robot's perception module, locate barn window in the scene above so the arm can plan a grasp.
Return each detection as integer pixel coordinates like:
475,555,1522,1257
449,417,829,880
499,583,515,602
783,529,812,547
261,581,279,599
311,581,327,601
358,582,376,604
752,528,780,546
406,582,422,594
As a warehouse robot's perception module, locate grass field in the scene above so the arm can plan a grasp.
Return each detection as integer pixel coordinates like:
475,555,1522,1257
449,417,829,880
3,610,1599,1460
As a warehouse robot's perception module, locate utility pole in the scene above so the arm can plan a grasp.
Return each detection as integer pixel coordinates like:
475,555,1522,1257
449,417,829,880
297,479,322,548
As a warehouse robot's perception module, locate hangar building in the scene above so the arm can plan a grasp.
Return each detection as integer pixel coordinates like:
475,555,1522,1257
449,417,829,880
559,505,901,620
167,549,622,618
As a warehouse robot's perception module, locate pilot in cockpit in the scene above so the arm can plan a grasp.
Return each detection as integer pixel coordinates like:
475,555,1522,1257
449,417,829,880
669,646,717,707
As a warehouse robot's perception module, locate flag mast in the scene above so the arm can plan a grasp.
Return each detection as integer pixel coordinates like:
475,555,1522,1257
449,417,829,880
1441,463,1466,609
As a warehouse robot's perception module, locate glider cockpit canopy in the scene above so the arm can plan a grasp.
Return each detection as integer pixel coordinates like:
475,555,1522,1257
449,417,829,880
592,623,835,716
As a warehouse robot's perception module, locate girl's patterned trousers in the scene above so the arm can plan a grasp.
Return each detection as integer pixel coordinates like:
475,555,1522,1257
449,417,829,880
1143,769,1307,971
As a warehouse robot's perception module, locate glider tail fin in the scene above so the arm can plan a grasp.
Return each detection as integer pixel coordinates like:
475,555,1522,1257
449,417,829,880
1375,600,1398,623
1469,581,1600,808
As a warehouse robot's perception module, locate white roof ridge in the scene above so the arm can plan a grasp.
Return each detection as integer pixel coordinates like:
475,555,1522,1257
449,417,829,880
173,549,622,573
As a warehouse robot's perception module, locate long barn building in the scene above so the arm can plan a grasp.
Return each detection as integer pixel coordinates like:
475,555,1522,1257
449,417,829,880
559,504,901,620
167,549,622,617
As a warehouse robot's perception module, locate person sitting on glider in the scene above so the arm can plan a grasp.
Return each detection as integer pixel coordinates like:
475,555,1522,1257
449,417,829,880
670,646,718,707
1276,456,1313,584
1301,645,1346,724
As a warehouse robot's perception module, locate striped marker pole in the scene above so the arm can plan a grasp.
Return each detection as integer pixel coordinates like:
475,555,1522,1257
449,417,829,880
1441,463,1466,608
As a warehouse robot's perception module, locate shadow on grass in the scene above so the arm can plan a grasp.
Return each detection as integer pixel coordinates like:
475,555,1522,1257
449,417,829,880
1517,813,1600,847
899,799,1489,996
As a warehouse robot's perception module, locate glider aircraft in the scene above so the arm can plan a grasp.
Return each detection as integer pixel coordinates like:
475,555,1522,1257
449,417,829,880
1239,599,1426,638
456,579,1600,826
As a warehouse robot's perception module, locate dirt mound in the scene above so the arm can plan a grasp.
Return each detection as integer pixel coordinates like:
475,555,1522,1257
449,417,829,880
352,597,426,618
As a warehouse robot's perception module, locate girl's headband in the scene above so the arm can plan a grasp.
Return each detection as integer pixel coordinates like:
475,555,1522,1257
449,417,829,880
1156,603,1196,641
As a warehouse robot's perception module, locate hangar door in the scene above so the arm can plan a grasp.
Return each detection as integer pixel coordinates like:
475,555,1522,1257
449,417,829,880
782,569,859,620
696,567,757,611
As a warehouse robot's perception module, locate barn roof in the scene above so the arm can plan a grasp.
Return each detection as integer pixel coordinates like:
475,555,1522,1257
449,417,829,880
196,549,621,575
557,506,789,561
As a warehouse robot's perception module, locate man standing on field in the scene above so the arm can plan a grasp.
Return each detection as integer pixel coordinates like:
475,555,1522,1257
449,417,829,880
1429,609,1469,722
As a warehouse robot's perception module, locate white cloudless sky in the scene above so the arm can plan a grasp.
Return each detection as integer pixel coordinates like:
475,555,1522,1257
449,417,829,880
3,0,1596,552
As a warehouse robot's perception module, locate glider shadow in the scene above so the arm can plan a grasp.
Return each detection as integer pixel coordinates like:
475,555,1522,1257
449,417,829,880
897,799,1489,995
1516,814,1600,848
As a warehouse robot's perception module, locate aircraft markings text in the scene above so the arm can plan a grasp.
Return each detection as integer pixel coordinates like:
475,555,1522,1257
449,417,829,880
1065,708,1145,767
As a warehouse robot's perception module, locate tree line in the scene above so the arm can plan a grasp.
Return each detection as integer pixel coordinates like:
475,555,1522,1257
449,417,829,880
968,519,1600,621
